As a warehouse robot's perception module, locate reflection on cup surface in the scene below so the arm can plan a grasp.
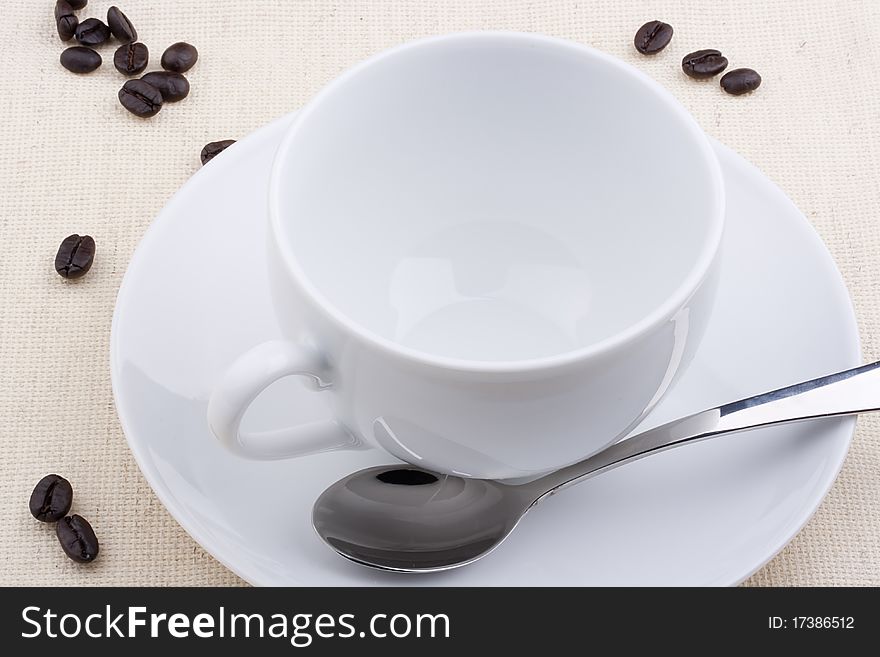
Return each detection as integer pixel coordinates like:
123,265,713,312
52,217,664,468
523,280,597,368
388,221,594,361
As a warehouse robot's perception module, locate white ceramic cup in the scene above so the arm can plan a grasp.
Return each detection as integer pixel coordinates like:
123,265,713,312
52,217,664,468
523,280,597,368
207,33,725,480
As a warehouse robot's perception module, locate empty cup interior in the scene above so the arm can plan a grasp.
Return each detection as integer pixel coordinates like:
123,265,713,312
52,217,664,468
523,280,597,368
273,35,722,364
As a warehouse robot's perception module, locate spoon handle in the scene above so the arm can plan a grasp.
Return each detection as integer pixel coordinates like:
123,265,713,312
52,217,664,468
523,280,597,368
530,360,880,503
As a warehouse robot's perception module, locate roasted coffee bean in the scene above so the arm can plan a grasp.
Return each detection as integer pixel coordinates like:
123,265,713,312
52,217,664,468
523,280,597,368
56,515,99,563
54,0,74,21
200,139,236,165
720,68,762,95
55,1,78,41
681,49,729,79
67,0,88,9
75,17,111,46
141,71,189,102
114,42,148,76
56,16,78,41
60,46,101,74
118,79,163,117
161,42,198,73
107,6,136,43
29,474,73,523
55,234,95,279
634,20,673,54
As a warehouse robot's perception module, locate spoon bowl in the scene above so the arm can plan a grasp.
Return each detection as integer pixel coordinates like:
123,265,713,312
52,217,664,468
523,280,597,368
312,467,529,571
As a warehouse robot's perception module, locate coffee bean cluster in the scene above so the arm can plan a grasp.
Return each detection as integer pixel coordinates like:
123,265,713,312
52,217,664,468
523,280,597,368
53,2,198,117
29,474,100,563
634,20,761,96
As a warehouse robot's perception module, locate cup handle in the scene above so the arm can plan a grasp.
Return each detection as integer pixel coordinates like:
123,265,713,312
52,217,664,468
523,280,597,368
207,340,356,459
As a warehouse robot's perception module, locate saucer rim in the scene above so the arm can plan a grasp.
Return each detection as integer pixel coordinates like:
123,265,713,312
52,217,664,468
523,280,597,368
110,114,859,586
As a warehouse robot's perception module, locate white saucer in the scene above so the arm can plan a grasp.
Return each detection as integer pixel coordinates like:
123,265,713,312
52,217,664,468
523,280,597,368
111,113,860,586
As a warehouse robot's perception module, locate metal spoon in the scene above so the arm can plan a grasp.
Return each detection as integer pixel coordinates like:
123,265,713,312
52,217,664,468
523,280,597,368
313,361,880,573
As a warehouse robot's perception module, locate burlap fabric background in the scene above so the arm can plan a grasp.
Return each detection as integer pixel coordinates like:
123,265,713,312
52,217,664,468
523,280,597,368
1,1,878,586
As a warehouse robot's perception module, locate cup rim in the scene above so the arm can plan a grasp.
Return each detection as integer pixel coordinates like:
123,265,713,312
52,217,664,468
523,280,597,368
269,31,726,375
